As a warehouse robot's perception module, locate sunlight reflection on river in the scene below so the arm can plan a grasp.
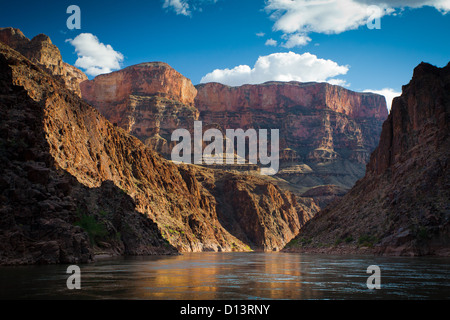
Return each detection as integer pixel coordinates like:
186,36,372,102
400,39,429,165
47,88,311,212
0,252,449,300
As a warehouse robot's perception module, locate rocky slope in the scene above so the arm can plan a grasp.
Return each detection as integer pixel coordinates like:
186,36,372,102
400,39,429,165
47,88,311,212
0,27,87,97
0,40,307,264
0,42,177,265
285,62,450,256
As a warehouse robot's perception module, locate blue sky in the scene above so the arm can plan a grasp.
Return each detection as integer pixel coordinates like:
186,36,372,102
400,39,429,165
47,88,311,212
1,0,450,109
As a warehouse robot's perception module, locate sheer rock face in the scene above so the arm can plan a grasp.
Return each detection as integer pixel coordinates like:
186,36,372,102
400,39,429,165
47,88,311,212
367,63,450,176
81,62,197,107
81,70,387,165
0,27,87,97
195,81,387,164
80,63,199,153
0,42,307,264
195,81,387,120
286,62,450,256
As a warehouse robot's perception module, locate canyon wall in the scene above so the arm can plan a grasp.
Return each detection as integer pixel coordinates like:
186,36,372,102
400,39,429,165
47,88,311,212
82,69,388,207
194,82,388,206
195,81,387,164
0,39,309,264
285,62,450,256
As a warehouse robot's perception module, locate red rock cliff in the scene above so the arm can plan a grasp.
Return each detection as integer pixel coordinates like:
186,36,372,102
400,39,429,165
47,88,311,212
80,63,199,153
195,82,387,157
81,62,197,107
196,81,387,121
195,81,388,206
367,62,450,175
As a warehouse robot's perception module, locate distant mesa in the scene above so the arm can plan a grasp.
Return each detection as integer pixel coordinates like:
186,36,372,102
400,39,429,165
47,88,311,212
81,63,388,208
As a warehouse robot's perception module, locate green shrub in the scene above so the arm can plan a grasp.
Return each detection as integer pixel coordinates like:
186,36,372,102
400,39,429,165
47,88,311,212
285,237,312,248
300,237,312,245
358,234,378,247
99,210,109,217
74,215,108,245
344,236,354,243
286,238,300,248
417,227,429,240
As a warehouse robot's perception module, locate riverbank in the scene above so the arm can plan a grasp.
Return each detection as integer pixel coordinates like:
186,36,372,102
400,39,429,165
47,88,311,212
282,245,376,255
282,244,450,257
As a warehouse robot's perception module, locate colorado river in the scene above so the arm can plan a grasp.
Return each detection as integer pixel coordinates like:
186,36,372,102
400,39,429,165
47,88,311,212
0,252,448,299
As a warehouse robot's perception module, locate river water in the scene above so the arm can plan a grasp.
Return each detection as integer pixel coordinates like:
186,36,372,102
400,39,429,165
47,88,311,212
0,252,449,300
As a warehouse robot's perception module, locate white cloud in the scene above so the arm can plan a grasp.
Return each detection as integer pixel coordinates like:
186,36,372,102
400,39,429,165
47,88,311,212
328,78,350,87
200,52,349,87
256,32,266,37
265,0,450,38
163,0,219,16
357,0,450,13
163,0,191,16
66,33,124,77
281,33,312,48
265,0,389,35
265,39,278,46
363,88,401,111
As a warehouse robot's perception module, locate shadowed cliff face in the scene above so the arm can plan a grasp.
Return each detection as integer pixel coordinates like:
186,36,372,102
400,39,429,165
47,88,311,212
0,40,309,264
0,27,88,97
0,44,177,265
285,62,450,256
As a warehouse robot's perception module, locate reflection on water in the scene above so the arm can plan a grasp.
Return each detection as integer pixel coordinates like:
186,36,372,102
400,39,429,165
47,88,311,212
0,252,449,300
